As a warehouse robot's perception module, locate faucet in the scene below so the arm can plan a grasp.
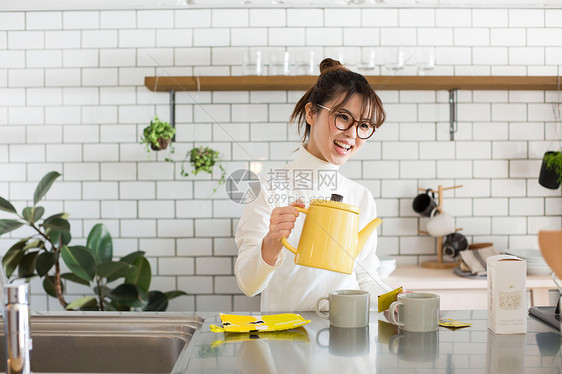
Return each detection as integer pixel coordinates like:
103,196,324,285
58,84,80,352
4,280,31,374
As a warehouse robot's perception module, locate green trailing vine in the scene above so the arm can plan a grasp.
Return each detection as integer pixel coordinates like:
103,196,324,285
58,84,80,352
181,146,226,192
545,151,562,184
140,116,176,152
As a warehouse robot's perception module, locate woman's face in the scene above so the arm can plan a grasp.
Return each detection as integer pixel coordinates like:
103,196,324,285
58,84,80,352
305,94,370,165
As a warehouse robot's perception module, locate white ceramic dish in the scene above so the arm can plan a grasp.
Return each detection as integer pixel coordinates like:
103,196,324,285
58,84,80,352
527,265,552,276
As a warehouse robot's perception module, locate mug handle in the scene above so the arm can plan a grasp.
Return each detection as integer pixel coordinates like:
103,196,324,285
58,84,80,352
280,206,308,255
315,328,330,348
387,301,404,328
316,297,330,320
388,333,403,355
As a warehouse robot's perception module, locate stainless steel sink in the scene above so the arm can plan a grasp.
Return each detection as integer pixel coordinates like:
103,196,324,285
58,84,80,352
0,312,204,374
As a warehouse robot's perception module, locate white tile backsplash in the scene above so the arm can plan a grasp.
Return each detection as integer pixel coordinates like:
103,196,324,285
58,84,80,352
0,5,559,312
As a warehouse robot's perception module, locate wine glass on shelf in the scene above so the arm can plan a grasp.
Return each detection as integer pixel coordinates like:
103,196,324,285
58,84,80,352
416,47,435,76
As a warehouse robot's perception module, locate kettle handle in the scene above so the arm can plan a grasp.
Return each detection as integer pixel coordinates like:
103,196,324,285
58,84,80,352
280,207,308,254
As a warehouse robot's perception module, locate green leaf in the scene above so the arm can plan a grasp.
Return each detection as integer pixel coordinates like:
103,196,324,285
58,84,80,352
164,290,188,300
23,240,44,251
108,284,148,308
18,251,39,278
61,272,90,286
86,224,113,264
97,262,132,283
2,245,26,278
34,171,61,206
47,229,72,247
65,296,98,311
42,218,70,232
61,245,96,282
125,256,151,293
22,206,45,224
143,291,168,311
120,251,146,264
43,275,63,298
0,219,25,236
0,196,17,214
35,251,58,277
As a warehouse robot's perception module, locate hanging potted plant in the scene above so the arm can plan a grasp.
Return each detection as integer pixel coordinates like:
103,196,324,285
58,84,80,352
181,146,226,192
140,116,176,152
539,151,562,190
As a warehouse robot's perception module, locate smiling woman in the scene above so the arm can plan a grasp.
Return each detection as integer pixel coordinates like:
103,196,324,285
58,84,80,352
234,58,391,313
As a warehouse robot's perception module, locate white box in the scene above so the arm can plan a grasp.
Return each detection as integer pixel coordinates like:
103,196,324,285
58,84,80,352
487,255,527,334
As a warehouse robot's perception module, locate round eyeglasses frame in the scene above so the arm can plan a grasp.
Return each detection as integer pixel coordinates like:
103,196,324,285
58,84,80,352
316,104,376,140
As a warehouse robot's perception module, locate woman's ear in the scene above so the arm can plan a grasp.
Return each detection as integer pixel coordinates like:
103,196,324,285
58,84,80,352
305,102,316,126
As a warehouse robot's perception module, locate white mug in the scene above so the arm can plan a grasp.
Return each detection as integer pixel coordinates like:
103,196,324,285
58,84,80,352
425,208,455,237
387,293,440,332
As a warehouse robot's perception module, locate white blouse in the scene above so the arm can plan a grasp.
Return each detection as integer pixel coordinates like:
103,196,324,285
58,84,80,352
234,146,391,312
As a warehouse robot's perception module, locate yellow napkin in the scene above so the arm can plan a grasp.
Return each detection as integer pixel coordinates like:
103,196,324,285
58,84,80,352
439,318,472,329
210,326,309,348
210,313,311,333
378,286,403,313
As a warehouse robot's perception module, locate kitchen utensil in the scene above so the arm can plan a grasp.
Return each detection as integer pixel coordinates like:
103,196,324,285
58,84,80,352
316,326,370,357
412,189,437,217
425,208,455,237
539,231,562,279
315,289,370,328
387,293,440,332
281,195,382,274
442,232,468,258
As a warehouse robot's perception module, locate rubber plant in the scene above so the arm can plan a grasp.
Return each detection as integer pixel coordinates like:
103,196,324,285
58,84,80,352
181,146,226,192
140,116,176,152
0,172,186,311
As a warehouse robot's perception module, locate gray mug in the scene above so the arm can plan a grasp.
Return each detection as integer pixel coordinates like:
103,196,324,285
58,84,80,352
387,293,440,332
316,326,370,357
316,289,370,328
389,330,439,362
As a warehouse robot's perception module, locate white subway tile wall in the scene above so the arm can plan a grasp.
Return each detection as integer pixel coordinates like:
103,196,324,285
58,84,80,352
1,6,561,312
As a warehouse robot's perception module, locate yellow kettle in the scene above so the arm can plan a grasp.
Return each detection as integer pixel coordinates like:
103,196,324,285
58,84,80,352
281,195,382,274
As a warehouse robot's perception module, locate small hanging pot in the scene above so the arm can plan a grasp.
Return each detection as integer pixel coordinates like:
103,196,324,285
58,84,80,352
150,137,171,151
539,151,561,190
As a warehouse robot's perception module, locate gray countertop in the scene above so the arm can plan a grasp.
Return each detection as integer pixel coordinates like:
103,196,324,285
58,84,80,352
187,310,562,374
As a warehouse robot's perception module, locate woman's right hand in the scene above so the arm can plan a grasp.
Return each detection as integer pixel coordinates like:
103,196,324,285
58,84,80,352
261,201,305,266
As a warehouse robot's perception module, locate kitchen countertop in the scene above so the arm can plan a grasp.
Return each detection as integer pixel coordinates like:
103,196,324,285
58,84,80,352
187,310,562,373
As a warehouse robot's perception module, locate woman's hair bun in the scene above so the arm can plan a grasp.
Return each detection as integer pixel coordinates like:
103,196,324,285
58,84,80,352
319,58,348,74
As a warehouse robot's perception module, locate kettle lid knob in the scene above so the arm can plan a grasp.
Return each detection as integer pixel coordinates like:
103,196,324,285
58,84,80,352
330,194,343,203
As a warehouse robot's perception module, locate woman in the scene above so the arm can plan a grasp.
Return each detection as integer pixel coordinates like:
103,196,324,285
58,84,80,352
235,58,391,312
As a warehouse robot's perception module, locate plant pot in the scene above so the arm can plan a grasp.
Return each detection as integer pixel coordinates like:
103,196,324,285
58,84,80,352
539,151,561,189
150,137,171,151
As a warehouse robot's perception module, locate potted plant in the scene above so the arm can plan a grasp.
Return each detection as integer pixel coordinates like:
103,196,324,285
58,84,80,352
539,151,562,189
140,116,176,152
181,146,226,192
0,171,186,311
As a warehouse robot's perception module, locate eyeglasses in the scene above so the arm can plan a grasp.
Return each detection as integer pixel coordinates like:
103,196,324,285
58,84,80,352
316,104,376,140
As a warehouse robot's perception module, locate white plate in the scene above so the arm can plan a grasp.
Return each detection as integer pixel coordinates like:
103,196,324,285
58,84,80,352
527,266,552,276
507,249,546,260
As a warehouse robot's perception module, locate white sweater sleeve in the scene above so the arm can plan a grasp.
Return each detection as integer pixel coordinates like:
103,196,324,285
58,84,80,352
354,188,392,310
234,181,286,297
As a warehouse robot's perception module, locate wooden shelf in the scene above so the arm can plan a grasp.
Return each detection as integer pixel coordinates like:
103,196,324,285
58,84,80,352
144,75,560,92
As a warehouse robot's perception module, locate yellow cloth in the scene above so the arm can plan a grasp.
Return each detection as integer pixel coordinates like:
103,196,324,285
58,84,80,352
378,286,403,313
210,327,309,348
209,313,311,333
439,318,472,329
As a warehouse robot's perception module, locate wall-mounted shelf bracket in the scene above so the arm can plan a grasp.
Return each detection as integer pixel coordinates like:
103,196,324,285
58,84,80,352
170,89,176,142
449,89,458,141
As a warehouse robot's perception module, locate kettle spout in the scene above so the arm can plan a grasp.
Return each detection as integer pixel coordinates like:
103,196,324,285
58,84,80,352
357,218,383,257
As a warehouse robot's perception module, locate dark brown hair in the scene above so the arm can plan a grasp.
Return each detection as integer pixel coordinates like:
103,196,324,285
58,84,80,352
290,58,386,143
